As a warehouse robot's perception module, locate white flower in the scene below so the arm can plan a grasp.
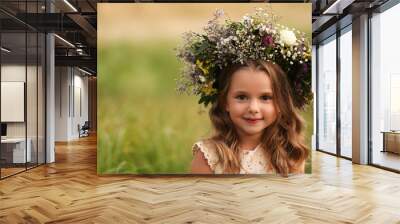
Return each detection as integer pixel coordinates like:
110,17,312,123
260,25,266,32
243,15,250,21
242,15,253,26
280,29,297,46
215,9,224,18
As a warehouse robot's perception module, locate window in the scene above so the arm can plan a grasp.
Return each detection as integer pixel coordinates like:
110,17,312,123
0,1,46,179
370,3,400,171
339,26,352,158
317,35,337,154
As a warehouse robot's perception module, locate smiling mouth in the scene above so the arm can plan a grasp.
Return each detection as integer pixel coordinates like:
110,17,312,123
244,118,262,124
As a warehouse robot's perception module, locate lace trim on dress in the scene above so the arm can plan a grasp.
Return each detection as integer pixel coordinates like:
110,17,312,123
192,141,219,171
192,140,276,174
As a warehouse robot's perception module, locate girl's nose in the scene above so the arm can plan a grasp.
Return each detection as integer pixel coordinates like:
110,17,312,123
248,99,260,114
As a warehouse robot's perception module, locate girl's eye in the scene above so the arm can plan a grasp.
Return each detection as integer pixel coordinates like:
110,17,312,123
261,95,273,101
235,95,247,100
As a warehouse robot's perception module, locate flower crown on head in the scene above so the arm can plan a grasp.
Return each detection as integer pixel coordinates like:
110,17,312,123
176,8,312,109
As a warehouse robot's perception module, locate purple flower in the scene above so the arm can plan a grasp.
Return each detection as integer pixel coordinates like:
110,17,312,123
186,54,195,63
295,82,301,89
262,35,274,47
302,63,308,73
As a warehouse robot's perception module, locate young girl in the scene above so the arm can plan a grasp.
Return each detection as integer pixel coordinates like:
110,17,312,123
191,60,309,176
176,8,312,176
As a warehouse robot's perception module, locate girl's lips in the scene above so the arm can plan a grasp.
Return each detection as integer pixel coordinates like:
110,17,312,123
244,118,262,124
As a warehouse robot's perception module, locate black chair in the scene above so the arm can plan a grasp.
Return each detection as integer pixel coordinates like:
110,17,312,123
79,121,90,138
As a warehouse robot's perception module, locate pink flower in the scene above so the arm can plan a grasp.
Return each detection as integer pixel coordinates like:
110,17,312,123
262,35,274,47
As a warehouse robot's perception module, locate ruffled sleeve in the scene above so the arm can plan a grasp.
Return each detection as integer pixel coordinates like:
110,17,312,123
192,140,220,172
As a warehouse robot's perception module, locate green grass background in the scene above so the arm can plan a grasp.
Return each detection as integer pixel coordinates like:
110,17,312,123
98,41,313,174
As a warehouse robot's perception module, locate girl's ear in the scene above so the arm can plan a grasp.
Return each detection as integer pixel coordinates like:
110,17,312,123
225,101,229,112
225,104,230,112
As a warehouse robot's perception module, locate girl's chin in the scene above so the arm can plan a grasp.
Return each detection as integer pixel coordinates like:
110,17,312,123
239,127,265,136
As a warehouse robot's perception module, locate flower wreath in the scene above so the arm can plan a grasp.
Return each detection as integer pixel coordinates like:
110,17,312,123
176,8,312,109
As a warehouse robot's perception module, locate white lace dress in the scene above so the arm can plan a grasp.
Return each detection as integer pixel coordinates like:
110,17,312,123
192,140,273,174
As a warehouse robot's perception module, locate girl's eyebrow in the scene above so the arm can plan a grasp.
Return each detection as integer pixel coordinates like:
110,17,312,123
233,90,273,94
261,91,273,95
232,90,248,94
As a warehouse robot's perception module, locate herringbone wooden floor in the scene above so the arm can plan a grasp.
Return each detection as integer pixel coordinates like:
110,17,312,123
1,135,400,223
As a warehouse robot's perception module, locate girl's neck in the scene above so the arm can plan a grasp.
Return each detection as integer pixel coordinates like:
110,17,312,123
238,135,262,151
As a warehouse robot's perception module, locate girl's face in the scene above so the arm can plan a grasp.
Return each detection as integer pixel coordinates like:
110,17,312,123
225,67,278,141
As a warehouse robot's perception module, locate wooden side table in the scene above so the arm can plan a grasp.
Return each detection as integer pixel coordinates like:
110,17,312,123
381,131,400,154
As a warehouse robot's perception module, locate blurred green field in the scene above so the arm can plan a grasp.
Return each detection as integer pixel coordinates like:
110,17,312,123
98,41,313,174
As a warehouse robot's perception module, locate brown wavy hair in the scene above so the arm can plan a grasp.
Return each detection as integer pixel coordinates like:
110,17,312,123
208,60,309,176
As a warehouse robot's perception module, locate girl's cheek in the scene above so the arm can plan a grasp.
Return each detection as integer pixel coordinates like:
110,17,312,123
230,105,241,114
263,105,276,113
238,103,249,112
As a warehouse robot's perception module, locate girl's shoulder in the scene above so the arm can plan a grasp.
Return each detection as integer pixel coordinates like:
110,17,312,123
192,139,220,171
192,138,216,150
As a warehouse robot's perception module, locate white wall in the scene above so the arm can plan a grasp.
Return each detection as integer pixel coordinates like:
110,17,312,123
1,65,38,138
55,66,69,141
55,67,89,141
1,65,26,140
1,63,46,164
